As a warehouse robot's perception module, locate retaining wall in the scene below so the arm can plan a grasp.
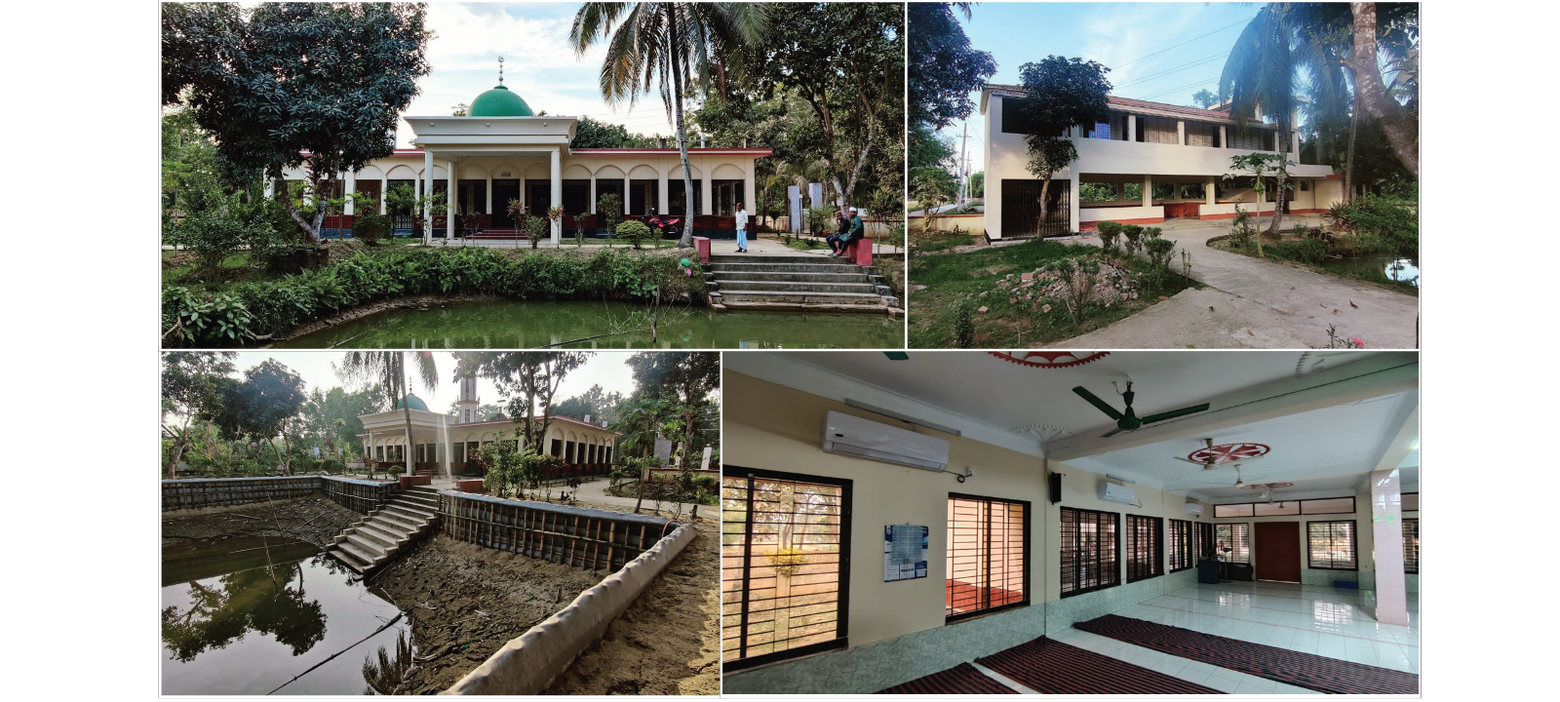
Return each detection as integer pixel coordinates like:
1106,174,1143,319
161,475,397,512
437,491,673,573
445,523,699,695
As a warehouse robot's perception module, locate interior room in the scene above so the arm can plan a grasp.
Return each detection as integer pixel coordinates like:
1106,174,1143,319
720,350,1419,695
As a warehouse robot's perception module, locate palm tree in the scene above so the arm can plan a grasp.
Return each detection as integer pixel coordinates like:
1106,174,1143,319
335,352,440,479
571,2,767,248
1220,4,1302,236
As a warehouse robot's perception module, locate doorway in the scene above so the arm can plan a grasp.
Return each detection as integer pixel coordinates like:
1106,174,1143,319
492,179,520,228
1253,521,1301,583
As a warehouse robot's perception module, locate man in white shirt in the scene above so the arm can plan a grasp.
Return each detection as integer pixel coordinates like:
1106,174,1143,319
735,202,750,252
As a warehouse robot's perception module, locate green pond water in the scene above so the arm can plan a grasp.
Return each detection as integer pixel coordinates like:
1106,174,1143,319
161,537,407,695
277,300,904,349
1317,255,1420,288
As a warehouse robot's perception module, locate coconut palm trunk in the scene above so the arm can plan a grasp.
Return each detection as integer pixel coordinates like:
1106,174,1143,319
1348,3,1418,179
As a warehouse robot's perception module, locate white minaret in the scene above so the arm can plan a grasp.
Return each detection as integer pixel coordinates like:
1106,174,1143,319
455,376,480,424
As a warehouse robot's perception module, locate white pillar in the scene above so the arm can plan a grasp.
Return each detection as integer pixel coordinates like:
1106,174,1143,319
344,171,356,215
264,180,274,198
1370,468,1409,625
422,150,435,244
700,167,713,216
485,175,493,215
379,175,388,214
550,148,562,245
1069,170,1080,233
1127,114,1137,142
623,175,631,215
1176,120,1186,146
446,159,456,240
1142,175,1152,207
589,177,597,214
1206,177,1217,206
1220,125,1228,149
658,169,670,216
744,165,756,224
1292,131,1301,158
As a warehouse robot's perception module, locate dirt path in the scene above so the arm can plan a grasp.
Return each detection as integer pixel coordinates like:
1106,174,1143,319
369,536,606,695
546,514,720,695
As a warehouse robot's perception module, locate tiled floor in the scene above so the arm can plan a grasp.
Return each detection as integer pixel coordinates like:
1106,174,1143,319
986,581,1419,695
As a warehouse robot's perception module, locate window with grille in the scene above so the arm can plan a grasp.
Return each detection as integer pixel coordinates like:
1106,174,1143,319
1215,523,1250,564
1126,515,1164,582
1085,113,1129,141
946,494,1029,621
1137,116,1180,144
1403,518,1419,574
1060,507,1119,597
1168,519,1193,572
1196,522,1215,561
1307,520,1358,571
721,468,852,671
1185,121,1221,147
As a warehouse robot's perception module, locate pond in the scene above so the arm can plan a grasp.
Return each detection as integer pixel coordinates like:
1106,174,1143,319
1317,255,1420,288
276,299,904,349
161,537,407,695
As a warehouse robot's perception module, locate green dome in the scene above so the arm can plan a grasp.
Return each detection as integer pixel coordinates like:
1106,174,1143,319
395,393,429,411
468,84,534,117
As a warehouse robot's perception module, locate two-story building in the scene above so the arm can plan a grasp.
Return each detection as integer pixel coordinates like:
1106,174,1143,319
979,85,1341,240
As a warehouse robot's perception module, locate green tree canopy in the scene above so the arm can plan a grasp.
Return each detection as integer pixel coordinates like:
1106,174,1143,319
908,3,997,136
161,351,238,478
570,116,657,149
553,384,626,427
453,352,594,456
161,2,432,243
1016,56,1111,229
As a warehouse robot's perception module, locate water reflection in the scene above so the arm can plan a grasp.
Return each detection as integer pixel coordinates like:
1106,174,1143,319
161,560,326,662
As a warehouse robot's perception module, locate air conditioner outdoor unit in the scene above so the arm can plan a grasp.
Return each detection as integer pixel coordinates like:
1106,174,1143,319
1185,502,1205,516
823,410,949,472
1099,481,1136,505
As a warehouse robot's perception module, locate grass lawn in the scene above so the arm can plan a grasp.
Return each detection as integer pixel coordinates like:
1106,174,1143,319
782,236,833,252
909,228,977,253
1212,237,1419,296
908,239,1197,348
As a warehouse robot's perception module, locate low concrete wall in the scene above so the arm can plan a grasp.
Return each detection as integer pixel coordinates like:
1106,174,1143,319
907,213,986,236
162,475,397,513
438,491,673,572
444,523,699,695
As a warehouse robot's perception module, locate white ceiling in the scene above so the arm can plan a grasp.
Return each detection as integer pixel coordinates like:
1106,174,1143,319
729,351,1419,503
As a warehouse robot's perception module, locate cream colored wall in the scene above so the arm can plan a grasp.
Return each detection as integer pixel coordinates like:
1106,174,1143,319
1041,460,1213,600
724,371,1047,649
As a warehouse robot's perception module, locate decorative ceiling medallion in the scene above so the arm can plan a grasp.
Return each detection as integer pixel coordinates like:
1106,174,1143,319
1240,482,1294,490
990,351,1110,369
1188,442,1271,464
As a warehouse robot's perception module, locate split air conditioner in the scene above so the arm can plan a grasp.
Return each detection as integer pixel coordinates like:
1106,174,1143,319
823,410,949,472
1185,502,1205,516
1099,481,1137,505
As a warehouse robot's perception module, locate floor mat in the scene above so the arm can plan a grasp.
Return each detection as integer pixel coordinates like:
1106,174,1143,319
1074,614,1419,694
975,636,1223,694
876,663,1018,695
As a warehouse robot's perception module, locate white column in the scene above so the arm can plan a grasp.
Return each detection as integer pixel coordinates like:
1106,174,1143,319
1220,125,1228,149
1370,468,1409,625
1176,120,1186,146
1292,131,1301,157
422,150,435,244
485,175,493,215
658,169,670,215
264,180,274,198
700,167,713,215
1142,175,1152,207
623,175,631,215
1206,177,1217,206
1127,114,1137,142
589,177,597,214
744,165,756,224
446,159,456,240
344,171,356,215
379,175,388,214
1069,170,1080,233
550,148,562,245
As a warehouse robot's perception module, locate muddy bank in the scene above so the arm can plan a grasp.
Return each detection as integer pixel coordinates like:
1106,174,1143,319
369,536,604,695
546,515,720,696
161,496,361,554
262,293,499,346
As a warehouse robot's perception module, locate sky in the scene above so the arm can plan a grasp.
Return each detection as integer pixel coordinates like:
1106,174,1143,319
221,351,638,417
940,1,1264,177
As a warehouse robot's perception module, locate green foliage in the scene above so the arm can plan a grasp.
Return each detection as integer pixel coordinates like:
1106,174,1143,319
1079,182,1117,202
170,192,274,273
1144,237,1178,285
354,213,389,246
805,204,835,237
1016,55,1112,186
163,248,708,347
953,297,976,348
524,214,549,248
1327,193,1418,264
1095,221,1122,254
908,3,997,132
1121,224,1144,256
570,116,656,149
596,193,623,244
384,183,418,217
1228,205,1256,248
616,220,654,250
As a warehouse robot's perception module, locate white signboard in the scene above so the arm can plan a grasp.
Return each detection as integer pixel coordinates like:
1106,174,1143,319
884,525,929,582
787,185,802,233
808,182,824,209
701,446,713,470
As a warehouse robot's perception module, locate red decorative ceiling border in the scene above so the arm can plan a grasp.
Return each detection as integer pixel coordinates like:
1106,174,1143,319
1188,442,1271,464
989,351,1110,369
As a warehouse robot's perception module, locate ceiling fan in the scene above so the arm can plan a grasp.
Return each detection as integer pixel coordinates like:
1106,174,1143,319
1073,381,1210,438
1175,438,1222,470
1174,438,1267,470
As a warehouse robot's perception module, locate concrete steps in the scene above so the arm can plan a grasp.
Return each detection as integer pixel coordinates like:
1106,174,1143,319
705,254,899,314
326,485,442,574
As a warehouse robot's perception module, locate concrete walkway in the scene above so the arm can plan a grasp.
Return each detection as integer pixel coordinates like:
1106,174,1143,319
1045,217,1418,349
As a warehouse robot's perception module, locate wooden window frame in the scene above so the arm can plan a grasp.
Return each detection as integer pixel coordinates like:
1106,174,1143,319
1306,519,1359,571
1196,521,1215,562
945,493,1031,623
1126,514,1165,583
1060,507,1120,598
1215,496,1359,517
721,467,853,672
1168,519,1194,573
1215,523,1251,564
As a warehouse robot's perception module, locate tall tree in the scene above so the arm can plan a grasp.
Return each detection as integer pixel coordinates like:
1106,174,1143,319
908,3,997,154
453,353,594,460
1220,4,1304,234
553,384,626,427
626,352,720,467
760,2,904,210
212,359,308,475
1347,2,1418,179
335,352,439,478
571,2,767,248
1191,89,1220,109
162,2,432,244
1015,56,1112,233
298,386,383,459
161,351,237,479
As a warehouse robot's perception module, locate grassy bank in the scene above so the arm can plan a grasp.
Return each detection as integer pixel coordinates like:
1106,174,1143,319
908,239,1196,348
1211,238,1419,296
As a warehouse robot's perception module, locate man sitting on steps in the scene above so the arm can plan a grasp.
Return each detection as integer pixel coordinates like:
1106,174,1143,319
832,207,864,259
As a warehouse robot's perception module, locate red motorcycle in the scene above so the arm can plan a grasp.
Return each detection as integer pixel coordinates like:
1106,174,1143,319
648,214,682,241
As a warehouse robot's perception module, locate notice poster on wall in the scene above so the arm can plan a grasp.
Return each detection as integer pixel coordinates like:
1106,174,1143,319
884,525,929,582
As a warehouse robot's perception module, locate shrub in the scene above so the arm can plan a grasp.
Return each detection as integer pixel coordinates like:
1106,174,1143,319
1327,194,1417,264
1144,237,1177,283
1228,205,1255,248
1052,257,1101,325
617,220,655,250
1095,221,1122,254
1287,237,1329,265
953,298,976,348
354,213,390,246
1142,226,1163,240
1121,224,1144,256
524,214,549,249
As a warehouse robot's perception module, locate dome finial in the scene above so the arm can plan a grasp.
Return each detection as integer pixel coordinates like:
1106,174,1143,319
498,55,505,85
